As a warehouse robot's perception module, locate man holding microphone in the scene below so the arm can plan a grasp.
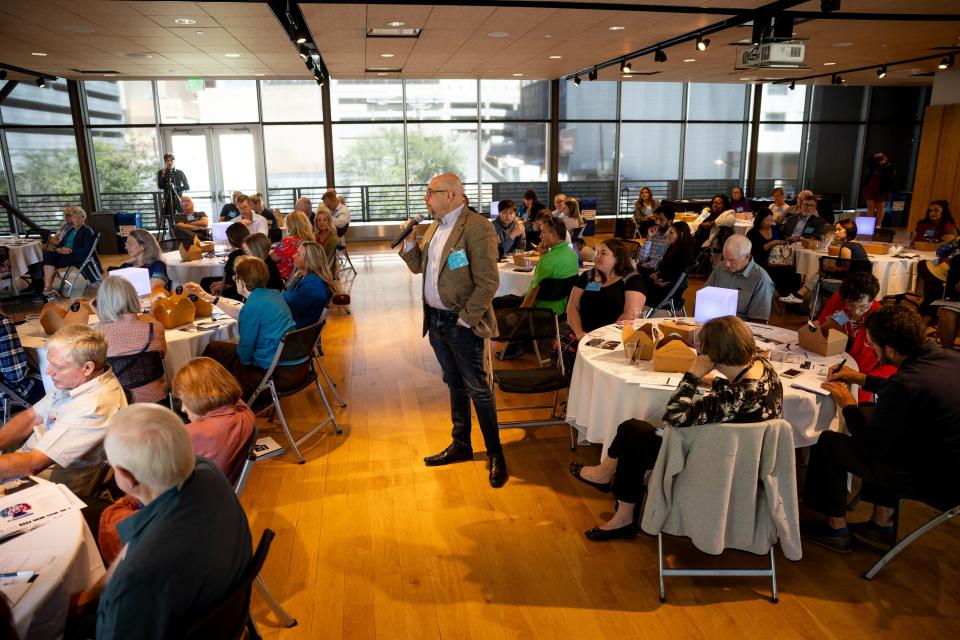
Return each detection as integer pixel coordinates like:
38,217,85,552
398,173,507,488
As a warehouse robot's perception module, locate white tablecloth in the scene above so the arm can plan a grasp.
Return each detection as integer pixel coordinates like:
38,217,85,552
162,250,226,286
794,246,935,299
494,260,588,298
733,220,752,236
18,314,239,393
7,510,105,640
566,318,855,457
0,237,44,282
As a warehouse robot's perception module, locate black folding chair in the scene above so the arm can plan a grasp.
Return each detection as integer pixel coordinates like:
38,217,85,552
643,266,694,319
57,231,105,297
334,222,356,277
0,380,31,424
863,495,960,580
620,239,642,262
246,322,342,464
488,307,577,449
183,529,276,640
106,350,171,408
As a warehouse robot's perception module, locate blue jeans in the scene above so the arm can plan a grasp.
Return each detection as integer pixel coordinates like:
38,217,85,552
427,309,502,456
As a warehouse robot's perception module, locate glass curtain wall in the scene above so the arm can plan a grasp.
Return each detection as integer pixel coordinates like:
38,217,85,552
752,83,807,198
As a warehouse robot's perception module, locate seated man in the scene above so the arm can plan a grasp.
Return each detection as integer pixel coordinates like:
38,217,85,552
219,190,241,222
803,305,960,553
705,234,775,322
637,205,674,272
171,195,209,244
779,193,826,242
322,189,351,232
494,215,578,316
235,194,269,237
0,325,126,495
72,404,251,638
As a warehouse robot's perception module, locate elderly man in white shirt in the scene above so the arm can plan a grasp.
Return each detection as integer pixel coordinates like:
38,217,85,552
0,325,126,495
235,193,268,237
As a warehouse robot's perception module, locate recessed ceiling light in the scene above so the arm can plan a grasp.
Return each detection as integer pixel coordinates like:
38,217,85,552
167,69,179,72
380,53,395,58
31,52,47,56
544,34,552,38
254,73,265,76
549,55,562,59
174,18,196,25
487,31,509,38
104,73,116,77
387,21,405,27
622,74,633,78
195,31,205,36
833,42,854,47
608,26,625,31
739,77,750,80
125,52,152,59
377,72,388,76
224,53,241,58
512,73,523,77
683,58,696,62
823,62,836,66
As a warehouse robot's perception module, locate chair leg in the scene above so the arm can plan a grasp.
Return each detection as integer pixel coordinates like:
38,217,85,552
658,532,666,603
317,358,346,407
569,424,577,451
340,246,356,274
313,378,342,434
769,545,779,603
254,575,298,628
269,386,305,464
863,505,960,580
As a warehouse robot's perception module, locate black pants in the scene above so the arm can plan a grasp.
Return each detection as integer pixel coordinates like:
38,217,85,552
918,261,946,316
802,431,945,518
608,419,663,503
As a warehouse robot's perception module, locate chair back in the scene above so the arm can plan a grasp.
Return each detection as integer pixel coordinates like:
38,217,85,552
107,350,166,391
491,307,558,343
336,221,350,239
229,426,259,496
621,239,641,261
248,322,323,404
536,274,579,303
182,528,275,640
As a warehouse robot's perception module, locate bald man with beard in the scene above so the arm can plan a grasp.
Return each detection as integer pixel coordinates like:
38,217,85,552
398,173,507,488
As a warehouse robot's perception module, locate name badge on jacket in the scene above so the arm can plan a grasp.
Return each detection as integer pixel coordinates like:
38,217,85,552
585,281,602,292
447,248,469,270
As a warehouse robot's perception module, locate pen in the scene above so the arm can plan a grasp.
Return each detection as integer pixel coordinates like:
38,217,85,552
0,571,35,579
831,357,848,375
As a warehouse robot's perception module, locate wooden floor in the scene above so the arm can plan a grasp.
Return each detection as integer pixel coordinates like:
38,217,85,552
239,242,960,640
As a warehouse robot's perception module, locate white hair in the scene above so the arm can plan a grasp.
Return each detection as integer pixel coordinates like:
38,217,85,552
48,325,107,369
724,233,752,258
104,405,195,491
96,276,140,323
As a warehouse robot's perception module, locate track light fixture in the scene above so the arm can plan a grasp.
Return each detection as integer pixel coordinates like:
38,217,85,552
573,75,581,86
620,59,631,73
876,65,887,79
939,54,955,70
654,48,667,63
696,35,710,52
35,76,46,88
298,43,309,60
831,73,842,85
588,67,598,81
305,57,315,72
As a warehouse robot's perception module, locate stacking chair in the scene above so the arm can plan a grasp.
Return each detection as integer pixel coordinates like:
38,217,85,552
313,313,347,408
229,428,298,631
620,239,642,263
488,307,577,449
334,222,356,277
642,419,799,604
246,321,342,464
57,231,104,297
643,266,693,319
863,495,960,580
535,274,579,319
810,255,872,318
0,381,31,424
183,529,277,640
106,350,172,408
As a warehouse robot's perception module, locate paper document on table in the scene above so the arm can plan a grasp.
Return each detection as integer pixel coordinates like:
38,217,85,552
625,371,678,388
791,382,831,396
0,479,81,541
0,548,61,605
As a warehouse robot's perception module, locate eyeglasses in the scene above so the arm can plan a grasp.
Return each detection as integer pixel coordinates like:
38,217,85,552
425,189,449,197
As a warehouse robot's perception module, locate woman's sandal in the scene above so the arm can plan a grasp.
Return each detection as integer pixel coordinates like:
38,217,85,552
569,462,612,493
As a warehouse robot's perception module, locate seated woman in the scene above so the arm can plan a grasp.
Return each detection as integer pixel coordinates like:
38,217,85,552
40,205,96,298
250,192,278,229
729,185,752,214
92,276,167,404
493,199,526,256
813,271,895,401
746,209,797,295
560,197,585,237
283,241,336,328
111,229,169,291
270,211,315,281
199,256,301,398
200,221,249,300
768,186,789,223
780,218,868,305
633,186,657,225
97,357,255,564
913,199,957,244
570,316,783,541
0,305,44,404
314,206,340,270
242,233,285,290
692,194,730,249
643,221,696,308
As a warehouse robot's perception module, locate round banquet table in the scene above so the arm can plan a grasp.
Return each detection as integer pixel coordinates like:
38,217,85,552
4,509,105,640
565,318,857,457
162,250,226,286
794,246,935,299
17,312,239,393
495,260,590,298
0,237,44,284
733,220,752,236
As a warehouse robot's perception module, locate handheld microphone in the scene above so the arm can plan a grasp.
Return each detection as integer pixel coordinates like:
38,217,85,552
391,215,424,248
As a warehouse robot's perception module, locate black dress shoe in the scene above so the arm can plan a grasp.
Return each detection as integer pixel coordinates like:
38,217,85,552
585,522,638,542
423,443,473,467
569,462,612,493
488,454,508,488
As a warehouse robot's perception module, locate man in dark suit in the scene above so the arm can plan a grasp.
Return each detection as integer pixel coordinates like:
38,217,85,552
779,193,826,242
399,173,507,488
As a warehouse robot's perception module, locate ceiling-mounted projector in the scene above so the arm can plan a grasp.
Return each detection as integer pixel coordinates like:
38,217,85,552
737,42,806,69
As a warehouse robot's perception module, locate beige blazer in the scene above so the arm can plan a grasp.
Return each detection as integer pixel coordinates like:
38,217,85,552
401,209,500,338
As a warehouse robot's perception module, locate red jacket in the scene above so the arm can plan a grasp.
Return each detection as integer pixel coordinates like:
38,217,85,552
818,294,897,401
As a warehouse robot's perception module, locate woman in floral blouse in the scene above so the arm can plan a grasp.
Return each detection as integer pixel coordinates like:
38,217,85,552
270,211,315,281
569,315,783,541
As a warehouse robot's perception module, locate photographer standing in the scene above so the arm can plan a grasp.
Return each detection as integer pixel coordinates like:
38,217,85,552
157,153,189,216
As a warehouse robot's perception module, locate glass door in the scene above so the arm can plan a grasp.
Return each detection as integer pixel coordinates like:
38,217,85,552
162,126,264,218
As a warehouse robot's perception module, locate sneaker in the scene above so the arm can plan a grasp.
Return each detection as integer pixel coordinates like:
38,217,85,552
849,520,897,551
779,293,804,304
42,288,57,302
801,521,853,554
